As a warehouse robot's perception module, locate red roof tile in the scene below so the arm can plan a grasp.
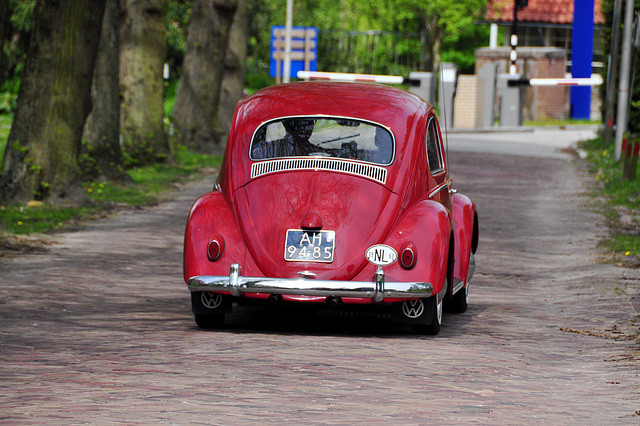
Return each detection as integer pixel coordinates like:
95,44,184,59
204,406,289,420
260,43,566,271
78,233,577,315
485,0,605,25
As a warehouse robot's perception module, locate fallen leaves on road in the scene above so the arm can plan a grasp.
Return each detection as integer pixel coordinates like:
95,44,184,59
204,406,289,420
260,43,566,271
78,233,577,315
0,233,56,257
560,325,629,340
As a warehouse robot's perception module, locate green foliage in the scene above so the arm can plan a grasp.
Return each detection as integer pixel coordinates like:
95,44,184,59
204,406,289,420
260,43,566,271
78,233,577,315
604,235,640,256
0,91,17,114
245,60,273,93
0,114,11,162
166,0,192,77
247,0,490,82
77,139,100,180
442,23,492,74
9,0,35,32
580,136,640,209
580,136,640,257
1,1,34,91
0,204,94,234
523,118,600,127
87,146,221,205
600,0,640,133
164,78,179,117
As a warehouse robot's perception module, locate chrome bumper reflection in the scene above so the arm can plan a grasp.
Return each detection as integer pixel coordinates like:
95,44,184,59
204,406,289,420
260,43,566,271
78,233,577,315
188,263,433,302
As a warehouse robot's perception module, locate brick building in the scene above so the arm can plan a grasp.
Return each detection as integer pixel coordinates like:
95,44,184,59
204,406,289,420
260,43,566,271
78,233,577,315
481,0,605,121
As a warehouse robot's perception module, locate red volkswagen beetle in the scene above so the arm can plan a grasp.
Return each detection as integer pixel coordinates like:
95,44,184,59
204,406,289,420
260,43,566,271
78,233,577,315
184,81,478,335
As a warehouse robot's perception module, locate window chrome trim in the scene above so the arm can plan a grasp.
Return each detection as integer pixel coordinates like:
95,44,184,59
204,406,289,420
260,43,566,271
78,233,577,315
428,180,452,199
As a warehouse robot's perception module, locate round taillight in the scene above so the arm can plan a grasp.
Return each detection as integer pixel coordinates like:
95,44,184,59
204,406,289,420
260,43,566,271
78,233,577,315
207,236,225,262
400,242,417,270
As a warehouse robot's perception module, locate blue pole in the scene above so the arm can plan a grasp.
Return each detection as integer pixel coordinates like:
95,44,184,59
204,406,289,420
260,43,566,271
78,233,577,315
571,0,595,120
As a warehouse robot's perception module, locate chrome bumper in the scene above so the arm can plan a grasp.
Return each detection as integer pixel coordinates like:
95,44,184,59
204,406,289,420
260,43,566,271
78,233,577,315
188,263,433,303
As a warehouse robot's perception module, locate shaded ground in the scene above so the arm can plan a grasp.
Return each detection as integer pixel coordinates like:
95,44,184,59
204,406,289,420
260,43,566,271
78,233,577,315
1,146,639,423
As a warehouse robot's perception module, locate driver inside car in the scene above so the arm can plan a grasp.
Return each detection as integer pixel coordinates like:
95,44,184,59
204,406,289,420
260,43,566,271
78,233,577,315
282,119,322,156
252,119,322,159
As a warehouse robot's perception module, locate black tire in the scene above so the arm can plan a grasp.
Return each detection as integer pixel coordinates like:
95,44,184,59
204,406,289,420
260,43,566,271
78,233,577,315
191,292,231,329
448,283,469,314
195,313,225,329
411,296,442,335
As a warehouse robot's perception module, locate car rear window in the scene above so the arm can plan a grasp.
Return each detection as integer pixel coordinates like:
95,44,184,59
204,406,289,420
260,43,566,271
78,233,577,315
250,117,394,165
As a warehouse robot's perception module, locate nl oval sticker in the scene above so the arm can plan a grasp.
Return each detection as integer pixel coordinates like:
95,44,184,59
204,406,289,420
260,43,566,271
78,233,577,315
365,244,398,267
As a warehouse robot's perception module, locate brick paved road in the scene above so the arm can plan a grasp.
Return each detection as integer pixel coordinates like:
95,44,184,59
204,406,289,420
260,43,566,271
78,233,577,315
1,144,639,423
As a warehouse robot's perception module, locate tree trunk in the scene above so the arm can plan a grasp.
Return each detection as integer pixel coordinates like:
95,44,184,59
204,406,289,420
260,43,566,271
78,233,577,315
0,0,106,207
432,23,442,77
120,0,170,166
418,14,442,74
81,0,130,183
172,0,237,154
419,28,427,71
0,0,10,83
216,0,249,144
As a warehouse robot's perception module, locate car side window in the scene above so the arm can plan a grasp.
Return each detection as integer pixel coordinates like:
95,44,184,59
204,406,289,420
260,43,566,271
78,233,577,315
426,118,444,175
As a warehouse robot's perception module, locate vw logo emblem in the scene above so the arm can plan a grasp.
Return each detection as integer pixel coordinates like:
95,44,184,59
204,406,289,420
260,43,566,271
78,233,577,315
402,299,425,319
201,292,223,309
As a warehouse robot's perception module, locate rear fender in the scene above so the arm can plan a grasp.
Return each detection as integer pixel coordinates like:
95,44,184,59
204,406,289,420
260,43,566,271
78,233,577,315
351,199,451,296
183,191,257,283
452,193,478,286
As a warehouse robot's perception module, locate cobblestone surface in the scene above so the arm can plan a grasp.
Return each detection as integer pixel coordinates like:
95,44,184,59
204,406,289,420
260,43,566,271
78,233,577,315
1,148,639,424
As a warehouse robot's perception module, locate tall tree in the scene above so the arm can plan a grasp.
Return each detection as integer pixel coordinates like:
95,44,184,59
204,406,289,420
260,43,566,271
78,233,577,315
81,0,130,183
172,0,236,154
352,0,484,73
418,13,441,73
120,0,170,165
0,0,106,206
217,0,249,141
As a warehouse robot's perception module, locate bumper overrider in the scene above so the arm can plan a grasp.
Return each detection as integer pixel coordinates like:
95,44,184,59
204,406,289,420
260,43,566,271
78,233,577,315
188,263,433,303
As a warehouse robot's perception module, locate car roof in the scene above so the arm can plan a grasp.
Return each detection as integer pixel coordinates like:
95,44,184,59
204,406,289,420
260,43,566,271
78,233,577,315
219,81,435,197
235,81,429,128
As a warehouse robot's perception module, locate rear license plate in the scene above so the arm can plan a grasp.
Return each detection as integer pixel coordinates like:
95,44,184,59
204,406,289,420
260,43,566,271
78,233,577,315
285,229,335,263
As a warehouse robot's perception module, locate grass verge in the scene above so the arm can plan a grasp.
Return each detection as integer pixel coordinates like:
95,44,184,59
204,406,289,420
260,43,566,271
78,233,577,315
523,118,601,127
579,135,640,266
0,146,221,237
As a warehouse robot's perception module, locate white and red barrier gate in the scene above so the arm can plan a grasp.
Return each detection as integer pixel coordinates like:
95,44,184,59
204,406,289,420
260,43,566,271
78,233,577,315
508,77,603,87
